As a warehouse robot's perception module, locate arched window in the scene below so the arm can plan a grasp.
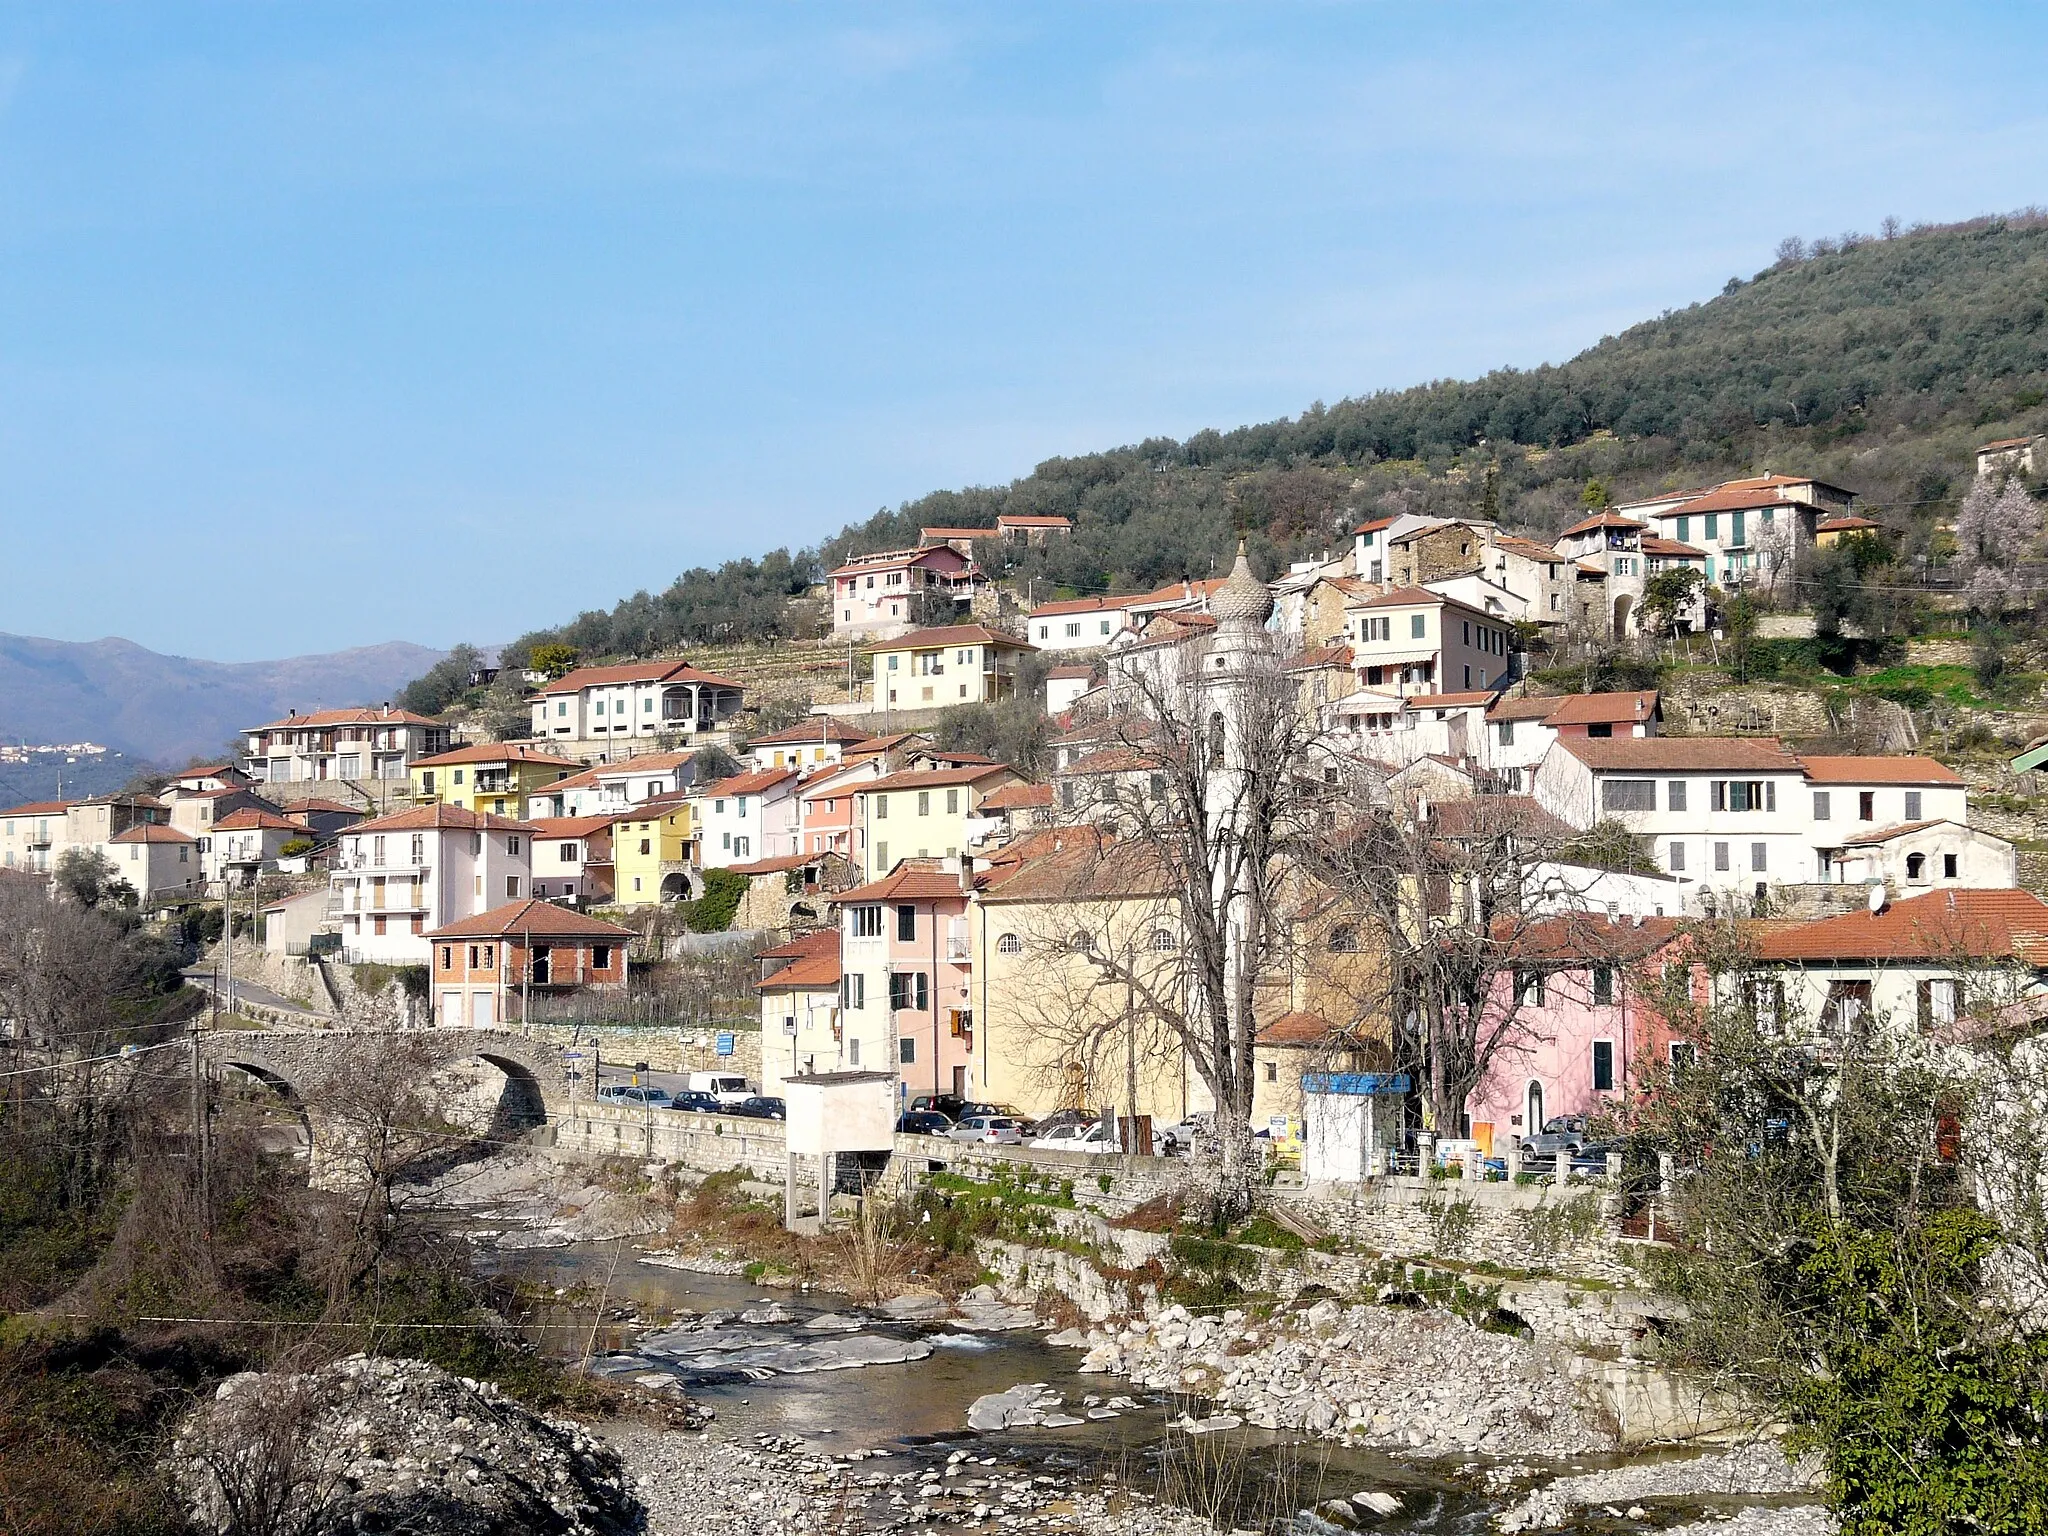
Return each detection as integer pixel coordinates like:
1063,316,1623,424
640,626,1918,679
1905,852,1926,882
1327,924,1358,954
1208,712,1226,759
1525,1080,1546,1134
1069,929,1094,953
996,933,1022,956
1149,928,1177,952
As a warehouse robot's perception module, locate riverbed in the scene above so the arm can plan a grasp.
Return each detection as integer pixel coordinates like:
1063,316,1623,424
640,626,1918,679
475,1240,1823,1535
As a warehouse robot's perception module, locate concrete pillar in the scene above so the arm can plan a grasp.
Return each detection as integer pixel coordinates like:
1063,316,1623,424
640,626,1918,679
1505,1141,1522,1181
820,1149,836,1232
1605,1150,1623,1183
785,1151,799,1230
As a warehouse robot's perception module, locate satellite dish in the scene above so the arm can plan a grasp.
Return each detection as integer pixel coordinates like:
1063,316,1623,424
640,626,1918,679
1868,882,1886,915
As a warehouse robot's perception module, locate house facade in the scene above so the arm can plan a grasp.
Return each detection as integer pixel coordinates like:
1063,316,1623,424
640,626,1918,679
526,815,616,904
866,624,1036,709
831,862,976,1101
745,718,874,773
695,767,801,869
329,805,533,963
829,545,982,639
105,824,203,900
204,808,312,886
426,900,633,1030
411,743,580,816
528,659,745,753
243,707,449,784
1342,587,1517,698
608,797,696,904
1026,597,1139,652
756,930,845,1099
854,762,1017,879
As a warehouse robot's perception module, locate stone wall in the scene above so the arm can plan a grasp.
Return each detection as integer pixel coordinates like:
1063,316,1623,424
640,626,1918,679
524,1022,764,1082
1280,1176,1640,1285
549,1101,792,1182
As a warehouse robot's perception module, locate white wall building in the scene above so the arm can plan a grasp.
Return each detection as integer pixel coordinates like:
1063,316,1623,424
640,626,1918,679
528,660,745,752
694,767,801,867
329,805,533,963
1342,587,1518,698
243,707,449,784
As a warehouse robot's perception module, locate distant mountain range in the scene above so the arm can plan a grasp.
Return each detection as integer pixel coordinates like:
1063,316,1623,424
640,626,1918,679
0,633,448,769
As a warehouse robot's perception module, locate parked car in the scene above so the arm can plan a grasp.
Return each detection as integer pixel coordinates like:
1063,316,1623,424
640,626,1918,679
687,1072,754,1106
1024,1108,1096,1139
948,1114,1026,1145
896,1110,954,1137
1516,1115,1595,1162
1028,1119,1117,1153
666,1090,721,1114
730,1096,786,1121
909,1093,968,1120
1153,1118,1203,1155
959,1101,1024,1121
597,1084,672,1109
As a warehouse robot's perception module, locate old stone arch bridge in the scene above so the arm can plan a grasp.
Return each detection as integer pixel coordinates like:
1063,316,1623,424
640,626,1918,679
201,1027,574,1175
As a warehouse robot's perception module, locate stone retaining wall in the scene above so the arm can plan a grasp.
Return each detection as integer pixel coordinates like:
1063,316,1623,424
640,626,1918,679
524,1022,764,1082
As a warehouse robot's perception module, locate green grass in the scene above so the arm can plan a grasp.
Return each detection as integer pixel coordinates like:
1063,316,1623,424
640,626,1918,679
1849,663,1988,709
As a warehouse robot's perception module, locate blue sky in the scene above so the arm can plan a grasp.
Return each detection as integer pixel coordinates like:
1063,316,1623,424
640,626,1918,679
1,3,2043,661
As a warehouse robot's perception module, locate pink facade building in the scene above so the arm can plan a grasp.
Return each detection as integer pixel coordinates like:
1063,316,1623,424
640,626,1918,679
832,862,976,1103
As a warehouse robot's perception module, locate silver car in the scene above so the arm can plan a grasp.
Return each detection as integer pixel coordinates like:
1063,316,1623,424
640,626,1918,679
949,1114,1026,1145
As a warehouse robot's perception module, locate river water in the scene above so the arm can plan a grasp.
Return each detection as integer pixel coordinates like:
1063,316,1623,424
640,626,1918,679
479,1241,1559,1534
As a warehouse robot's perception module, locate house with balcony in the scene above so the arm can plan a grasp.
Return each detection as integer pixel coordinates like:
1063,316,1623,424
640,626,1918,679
243,706,449,785
527,659,745,755
1618,474,1857,593
832,861,977,1101
1341,587,1517,698
1,794,172,876
328,804,533,963
829,545,984,640
410,743,581,817
527,815,616,904
1551,513,1647,637
854,761,1019,879
865,623,1036,711
693,767,801,869
204,808,313,887
426,899,634,1030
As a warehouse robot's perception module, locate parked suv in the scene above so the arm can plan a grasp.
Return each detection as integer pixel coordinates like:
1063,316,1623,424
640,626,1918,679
1517,1115,1598,1162
948,1114,1025,1145
597,1084,672,1109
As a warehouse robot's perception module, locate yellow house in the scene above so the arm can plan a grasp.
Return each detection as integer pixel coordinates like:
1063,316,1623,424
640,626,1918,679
866,623,1036,710
969,829,1206,1124
411,743,581,816
609,795,696,906
853,762,1017,879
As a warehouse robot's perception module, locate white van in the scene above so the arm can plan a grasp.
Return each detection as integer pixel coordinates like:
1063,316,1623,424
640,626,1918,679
687,1072,753,1106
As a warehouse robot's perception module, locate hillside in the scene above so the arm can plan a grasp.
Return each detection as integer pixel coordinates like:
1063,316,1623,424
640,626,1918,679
0,633,447,767
450,210,2048,677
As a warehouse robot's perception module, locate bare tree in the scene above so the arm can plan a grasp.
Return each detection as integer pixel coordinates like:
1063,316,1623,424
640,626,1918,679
174,1370,348,1536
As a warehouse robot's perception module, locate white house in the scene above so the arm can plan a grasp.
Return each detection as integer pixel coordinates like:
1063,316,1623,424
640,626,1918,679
1522,860,1700,920
204,808,313,887
1825,820,2018,892
243,706,449,785
526,815,616,905
694,767,801,867
328,804,533,963
754,929,845,1100
103,824,202,900
1025,596,1140,652
1045,664,1098,716
528,660,745,752
521,749,711,820
746,718,875,773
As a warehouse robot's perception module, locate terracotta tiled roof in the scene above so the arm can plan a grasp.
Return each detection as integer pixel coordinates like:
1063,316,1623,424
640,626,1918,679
211,809,311,832
1558,737,1800,773
413,742,581,769
1796,755,1962,786
587,750,701,774
1816,515,1888,534
842,731,929,757
1257,1012,1347,1048
248,707,441,731
747,718,875,748
1494,535,1563,563
1572,559,1606,576
1428,796,1572,840
1352,585,1442,609
1503,914,1686,963
797,762,878,798
863,623,1033,652
1046,664,1098,680
1558,512,1647,538
526,816,616,839
1647,483,1828,517
539,660,743,693
757,928,842,991
996,514,1073,528
756,928,839,961
1640,536,1707,558
1836,819,1949,846
4,800,77,815
857,763,1015,795
426,899,635,941
830,861,970,903
1979,437,2038,452
1402,690,1500,710
1543,690,1659,726
1487,695,1568,723
978,782,1055,811
828,544,965,578
174,763,242,778
109,824,197,844
1028,595,1137,618
348,804,528,834
1286,644,1355,671
1352,516,1397,534
295,798,367,815
920,526,997,540
533,764,606,794
1064,746,1163,776
974,833,1168,903
1753,889,2048,965
700,767,800,798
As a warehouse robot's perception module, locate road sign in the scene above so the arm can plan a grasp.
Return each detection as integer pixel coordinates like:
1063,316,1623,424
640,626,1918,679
715,1031,736,1057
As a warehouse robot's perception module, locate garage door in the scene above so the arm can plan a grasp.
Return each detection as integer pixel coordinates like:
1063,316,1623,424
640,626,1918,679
470,991,494,1029
439,992,463,1027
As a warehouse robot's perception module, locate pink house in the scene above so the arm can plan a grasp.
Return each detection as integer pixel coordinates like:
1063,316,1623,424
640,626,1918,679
1467,916,1697,1146
832,860,976,1103
828,545,982,640
799,759,882,863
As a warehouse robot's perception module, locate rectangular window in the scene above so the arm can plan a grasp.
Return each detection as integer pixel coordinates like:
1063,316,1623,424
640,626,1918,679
848,1038,861,1066
1944,853,1958,878
917,790,930,816
1515,969,1545,1007
1497,720,1515,746
1409,613,1426,639
850,905,883,938
1591,1040,1615,1092
506,876,521,898
898,1036,915,1064
1751,842,1767,872
888,971,929,1011
1592,966,1614,1006
1905,791,1923,820
1917,978,1959,1030
1813,791,1831,821
1667,779,1686,812
1704,512,1718,540
1462,621,1470,644
1600,779,1657,813
592,945,611,969
1668,841,1686,871
875,842,888,869
896,904,916,942
842,972,866,1009
440,945,453,971
946,788,959,814
1859,791,1875,821
874,794,888,819
1714,841,1730,871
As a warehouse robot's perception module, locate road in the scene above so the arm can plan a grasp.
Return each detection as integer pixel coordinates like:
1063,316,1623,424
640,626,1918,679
182,966,328,1023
